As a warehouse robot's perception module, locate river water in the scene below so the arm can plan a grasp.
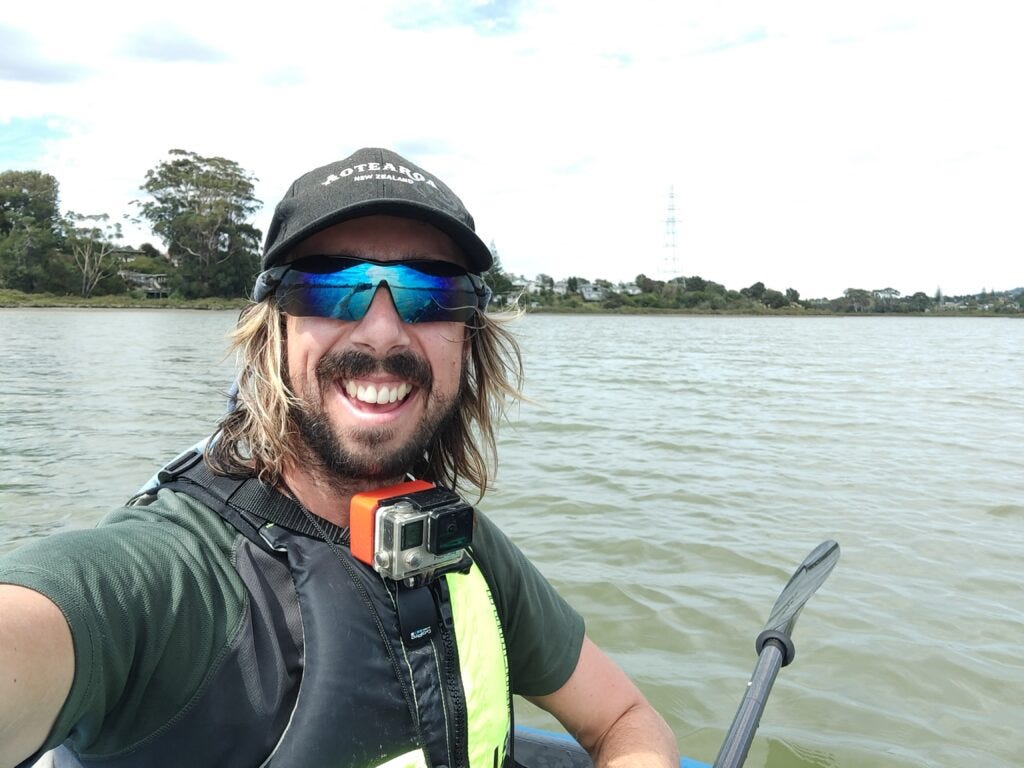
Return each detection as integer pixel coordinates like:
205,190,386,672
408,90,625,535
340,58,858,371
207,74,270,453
1,308,1022,767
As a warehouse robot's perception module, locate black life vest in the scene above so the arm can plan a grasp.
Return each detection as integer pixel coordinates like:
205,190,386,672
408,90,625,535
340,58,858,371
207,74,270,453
46,451,511,768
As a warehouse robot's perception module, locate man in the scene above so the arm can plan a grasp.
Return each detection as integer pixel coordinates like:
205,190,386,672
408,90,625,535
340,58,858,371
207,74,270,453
0,148,678,768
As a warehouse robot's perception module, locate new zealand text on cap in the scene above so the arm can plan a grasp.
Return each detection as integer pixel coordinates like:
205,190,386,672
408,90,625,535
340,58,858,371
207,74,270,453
262,147,493,274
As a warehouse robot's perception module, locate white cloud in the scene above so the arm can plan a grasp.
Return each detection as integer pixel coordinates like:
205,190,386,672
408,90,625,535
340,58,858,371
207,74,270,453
2,0,1021,297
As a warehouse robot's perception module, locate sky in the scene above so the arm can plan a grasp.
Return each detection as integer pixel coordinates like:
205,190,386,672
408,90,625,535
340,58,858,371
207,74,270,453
1,0,1020,299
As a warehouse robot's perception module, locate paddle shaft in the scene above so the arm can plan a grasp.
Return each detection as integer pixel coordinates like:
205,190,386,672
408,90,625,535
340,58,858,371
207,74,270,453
712,540,839,768
712,640,785,768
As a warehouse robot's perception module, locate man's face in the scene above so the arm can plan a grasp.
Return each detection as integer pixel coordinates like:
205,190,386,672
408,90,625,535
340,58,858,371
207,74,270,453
282,214,469,482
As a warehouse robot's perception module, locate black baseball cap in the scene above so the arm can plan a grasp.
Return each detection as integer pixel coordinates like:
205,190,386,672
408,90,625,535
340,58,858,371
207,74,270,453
261,147,493,275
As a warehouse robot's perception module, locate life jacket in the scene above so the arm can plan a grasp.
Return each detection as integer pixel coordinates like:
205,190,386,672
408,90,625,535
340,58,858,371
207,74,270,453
47,450,512,768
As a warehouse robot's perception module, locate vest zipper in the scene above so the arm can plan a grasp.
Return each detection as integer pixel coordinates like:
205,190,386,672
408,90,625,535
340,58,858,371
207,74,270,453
434,579,468,768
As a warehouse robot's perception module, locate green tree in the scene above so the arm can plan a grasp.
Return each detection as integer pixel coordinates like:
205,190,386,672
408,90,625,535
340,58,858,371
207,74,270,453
679,289,707,308
841,288,874,312
684,275,707,293
0,170,60,235
124,253,172,275
138,242,163,260
0,170,68,292
704,280,727,297
602,292,626,310
659,280,684,307
634,274,663,293
762,288,789,309
907,292,931,312
64,212,124,297
137,150,262,298
741,281,766,300
483,241,515,299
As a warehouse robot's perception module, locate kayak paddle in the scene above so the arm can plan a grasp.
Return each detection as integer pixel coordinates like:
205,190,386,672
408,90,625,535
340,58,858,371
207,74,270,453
713,540,841,768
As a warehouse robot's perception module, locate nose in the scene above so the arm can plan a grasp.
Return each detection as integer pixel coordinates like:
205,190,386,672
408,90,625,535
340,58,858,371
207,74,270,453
348,284,412,355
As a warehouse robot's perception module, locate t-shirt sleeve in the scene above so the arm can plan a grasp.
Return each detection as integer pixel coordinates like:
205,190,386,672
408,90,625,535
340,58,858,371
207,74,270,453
0,490,247,758
469,512,585,697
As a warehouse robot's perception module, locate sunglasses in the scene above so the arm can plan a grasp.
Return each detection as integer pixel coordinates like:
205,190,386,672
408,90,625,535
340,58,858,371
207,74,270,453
254,256,492,324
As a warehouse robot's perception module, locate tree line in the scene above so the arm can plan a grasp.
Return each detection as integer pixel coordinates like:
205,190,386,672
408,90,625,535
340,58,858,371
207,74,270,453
0,150,260,299
3,151,1021,313
484,254,1023,315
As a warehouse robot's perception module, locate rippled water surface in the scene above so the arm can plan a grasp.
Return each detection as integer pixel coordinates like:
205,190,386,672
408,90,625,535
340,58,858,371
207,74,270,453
2,309,1022,767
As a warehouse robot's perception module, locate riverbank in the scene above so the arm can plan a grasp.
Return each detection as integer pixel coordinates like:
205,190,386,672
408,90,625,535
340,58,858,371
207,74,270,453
1,289,1018,317
0,289,248,311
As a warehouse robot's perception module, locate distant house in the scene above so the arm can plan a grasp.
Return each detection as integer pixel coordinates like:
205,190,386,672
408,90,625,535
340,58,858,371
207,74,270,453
119,270,170,299
578,283,604,302
616,282,642,296
509,276,529,293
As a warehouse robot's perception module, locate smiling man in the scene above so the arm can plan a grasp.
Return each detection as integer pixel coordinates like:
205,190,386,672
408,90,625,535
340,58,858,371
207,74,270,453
0,148,678,768
276,217,472,502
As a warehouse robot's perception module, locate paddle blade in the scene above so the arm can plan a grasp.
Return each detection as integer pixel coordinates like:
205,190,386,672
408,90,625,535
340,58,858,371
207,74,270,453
754,539,840,665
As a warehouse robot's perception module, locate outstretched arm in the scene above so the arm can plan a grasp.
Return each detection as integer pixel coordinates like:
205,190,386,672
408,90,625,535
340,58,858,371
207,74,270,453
529,635,679,768
0,585,74,768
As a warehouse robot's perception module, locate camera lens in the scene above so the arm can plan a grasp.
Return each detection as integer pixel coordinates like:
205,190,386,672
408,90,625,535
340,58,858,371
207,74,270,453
426,505,473,554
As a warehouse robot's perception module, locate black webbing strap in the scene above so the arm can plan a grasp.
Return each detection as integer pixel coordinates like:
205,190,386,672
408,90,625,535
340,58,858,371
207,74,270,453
157,450,349,544
396,583,438,647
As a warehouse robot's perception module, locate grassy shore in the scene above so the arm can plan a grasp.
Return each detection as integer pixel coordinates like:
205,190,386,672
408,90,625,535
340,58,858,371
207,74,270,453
0,289,248,311
0,291,812,315
1,289,1017,317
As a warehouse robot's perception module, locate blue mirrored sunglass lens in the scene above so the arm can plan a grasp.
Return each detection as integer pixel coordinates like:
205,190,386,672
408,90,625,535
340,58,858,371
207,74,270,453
276,261,482,323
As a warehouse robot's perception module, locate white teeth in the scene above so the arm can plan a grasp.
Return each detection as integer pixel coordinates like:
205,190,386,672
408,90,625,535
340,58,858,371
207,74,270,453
344,380,413,405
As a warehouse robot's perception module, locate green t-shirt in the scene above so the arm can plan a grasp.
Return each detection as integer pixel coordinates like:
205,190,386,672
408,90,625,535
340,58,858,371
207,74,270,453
0,488,584,758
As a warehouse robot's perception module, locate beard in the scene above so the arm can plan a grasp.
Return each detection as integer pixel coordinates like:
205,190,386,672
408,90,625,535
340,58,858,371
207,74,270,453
288,349,461,482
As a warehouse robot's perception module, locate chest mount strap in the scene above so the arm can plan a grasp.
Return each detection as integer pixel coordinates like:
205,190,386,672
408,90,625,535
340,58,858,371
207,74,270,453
155,449,349,545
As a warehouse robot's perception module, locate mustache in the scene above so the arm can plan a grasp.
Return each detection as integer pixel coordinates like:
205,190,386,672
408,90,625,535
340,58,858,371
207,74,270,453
315,349,433,391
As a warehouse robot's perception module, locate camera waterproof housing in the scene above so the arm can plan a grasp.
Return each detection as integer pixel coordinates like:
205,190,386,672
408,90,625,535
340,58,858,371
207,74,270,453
350,479,474,585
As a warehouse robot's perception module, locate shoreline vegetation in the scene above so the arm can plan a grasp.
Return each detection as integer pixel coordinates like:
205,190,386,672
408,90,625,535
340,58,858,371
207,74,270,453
0,289,247,311
2,288,1019,317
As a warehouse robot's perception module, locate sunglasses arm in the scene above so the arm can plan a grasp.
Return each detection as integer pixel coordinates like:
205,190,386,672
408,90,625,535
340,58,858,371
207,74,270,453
252,266,289,302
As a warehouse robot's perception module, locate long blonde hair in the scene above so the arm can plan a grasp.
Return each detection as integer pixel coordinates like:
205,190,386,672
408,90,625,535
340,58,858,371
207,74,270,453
205,300,524,498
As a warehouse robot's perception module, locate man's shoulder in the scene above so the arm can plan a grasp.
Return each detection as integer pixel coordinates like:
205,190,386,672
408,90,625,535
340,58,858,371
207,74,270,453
467,509,516,565
0,488,245,599
467,509,540,593
99,486,241,550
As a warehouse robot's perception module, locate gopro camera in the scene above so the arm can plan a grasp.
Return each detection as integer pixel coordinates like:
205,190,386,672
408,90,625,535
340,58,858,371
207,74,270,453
350,480,474,585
